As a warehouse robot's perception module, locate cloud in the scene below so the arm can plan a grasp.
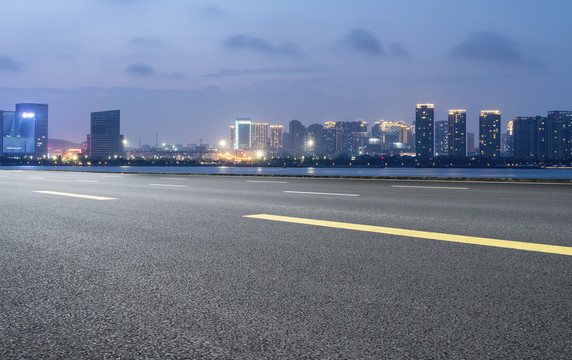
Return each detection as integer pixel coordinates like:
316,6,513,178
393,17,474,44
223,35,299,56
337,28,383,57
449,32,536,66
0,56,21,72
389,42,410,57
193,5,225,18
201,66,327,78
125,63,155,76
129,37,166,48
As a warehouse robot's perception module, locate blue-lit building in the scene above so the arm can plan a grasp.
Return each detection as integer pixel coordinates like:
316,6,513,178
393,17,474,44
1,103,48,158
234,118,252,150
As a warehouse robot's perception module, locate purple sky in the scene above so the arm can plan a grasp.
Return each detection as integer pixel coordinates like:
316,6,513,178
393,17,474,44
1,0,571,146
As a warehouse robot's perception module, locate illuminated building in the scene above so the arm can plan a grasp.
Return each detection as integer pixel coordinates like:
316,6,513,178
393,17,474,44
90,110,123,158
229,125,235,150
479,110,501,157
415,104,434,157
504,120,514,157
251,122,268,149
234,118,252,150
1,103,48,158
434,120,448,156
270,125,283,148
448,110,466,157
323,121,337,155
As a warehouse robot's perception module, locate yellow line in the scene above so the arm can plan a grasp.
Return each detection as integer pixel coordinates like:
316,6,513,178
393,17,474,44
34,191,117,201
243,214,572,256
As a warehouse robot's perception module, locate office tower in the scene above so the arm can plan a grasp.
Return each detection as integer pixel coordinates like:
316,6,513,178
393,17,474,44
90,110,123,158
2,109,33,156
234,118,252,150
448,110,466,157
289,119,305,152
434,120,448,156
513,116,544,160
479,110,501,158
251,122,268,149
415,104,434,157
13,103,48,158
229,125,236,150
306,123,324,154
323,121,337,155
467,132,475,154
545,111,572,161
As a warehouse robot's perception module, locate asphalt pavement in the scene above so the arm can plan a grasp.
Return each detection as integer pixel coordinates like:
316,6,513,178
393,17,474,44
1,170,571,359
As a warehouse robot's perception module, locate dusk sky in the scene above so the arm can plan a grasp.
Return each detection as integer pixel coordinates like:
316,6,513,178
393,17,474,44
1,0,571,146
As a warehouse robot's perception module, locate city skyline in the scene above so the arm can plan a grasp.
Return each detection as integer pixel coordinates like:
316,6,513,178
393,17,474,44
1,1,571,144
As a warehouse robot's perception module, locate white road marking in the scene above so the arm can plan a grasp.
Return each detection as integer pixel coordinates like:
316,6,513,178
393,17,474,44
75,179,99,183
29,177,45,180
247,180,288,184
103,175,123,178
34,191,117,200
149,183,186,187
391,185,469,190
283,190,359,197
159,177,187,180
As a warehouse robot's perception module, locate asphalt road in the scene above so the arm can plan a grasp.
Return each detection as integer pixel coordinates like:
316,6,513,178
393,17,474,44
1,170,571,359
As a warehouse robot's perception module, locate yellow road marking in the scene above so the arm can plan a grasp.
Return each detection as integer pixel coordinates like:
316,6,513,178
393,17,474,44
244,214,572,256
34,191,117,201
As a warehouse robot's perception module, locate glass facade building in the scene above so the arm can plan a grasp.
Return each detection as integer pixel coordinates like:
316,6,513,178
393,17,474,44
90,110,122,158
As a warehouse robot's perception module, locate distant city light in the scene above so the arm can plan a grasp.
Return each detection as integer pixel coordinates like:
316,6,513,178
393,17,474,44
22,112,35,118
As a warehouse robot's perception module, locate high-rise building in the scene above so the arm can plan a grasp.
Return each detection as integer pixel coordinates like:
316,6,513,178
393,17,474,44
229,125,236,150
545,111,572,162
504,120,514,157
10,103,49,158
289,119,305,152
513,116,544,160
415,104,434,157
448,110,466,157
234,118,252,150
270,125,283,148
306,123,324,154
323,121,337,155
90,110,123,158
251,122,268,149
434,120,448,156
479,110,501,158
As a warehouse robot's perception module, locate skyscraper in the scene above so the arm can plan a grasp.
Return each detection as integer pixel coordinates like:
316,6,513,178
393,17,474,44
448,110,466,157
251,122,268,149
479,110,501,158
15,103,48,158
90,110,123,158
229,125,236,150
545,111,572,161
513,116,544,160
270,125,283,148
415,104,434,157
234,118,252,150
289,119,305,152
434,120,448,156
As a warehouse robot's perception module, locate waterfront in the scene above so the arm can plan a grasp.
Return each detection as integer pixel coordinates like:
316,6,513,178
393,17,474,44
2,165,572,180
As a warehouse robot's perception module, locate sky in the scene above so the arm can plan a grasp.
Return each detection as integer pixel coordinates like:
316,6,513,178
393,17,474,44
1,0,571,146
